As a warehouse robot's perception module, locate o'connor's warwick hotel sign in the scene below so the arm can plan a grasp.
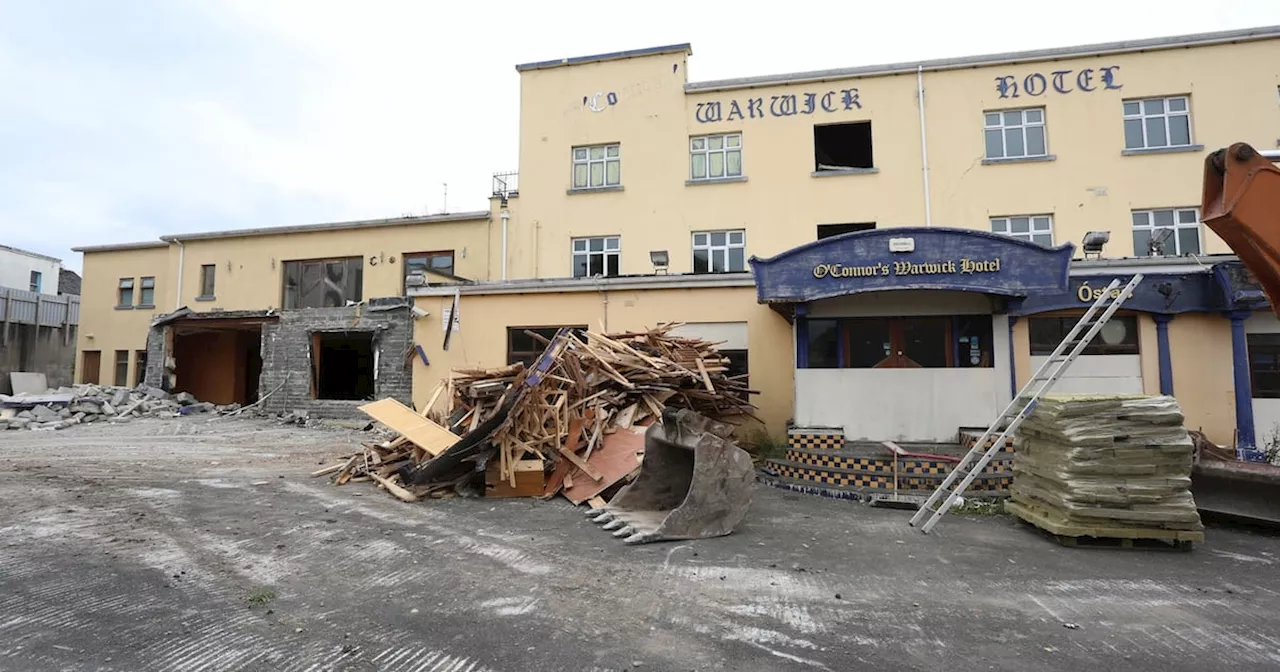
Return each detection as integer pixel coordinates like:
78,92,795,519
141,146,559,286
813,258,1002,279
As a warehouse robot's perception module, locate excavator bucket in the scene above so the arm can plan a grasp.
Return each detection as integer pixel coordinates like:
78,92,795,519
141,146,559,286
585,407,755,544
1202,143,1280,314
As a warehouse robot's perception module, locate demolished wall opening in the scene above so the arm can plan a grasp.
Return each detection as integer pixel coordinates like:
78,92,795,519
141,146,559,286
312,331,375,401
172,324,264,406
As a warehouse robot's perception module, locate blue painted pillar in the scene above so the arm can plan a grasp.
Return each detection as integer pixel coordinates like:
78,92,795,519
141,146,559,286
1227,310,1256,453
795,303,810,369
1153,313,1174,396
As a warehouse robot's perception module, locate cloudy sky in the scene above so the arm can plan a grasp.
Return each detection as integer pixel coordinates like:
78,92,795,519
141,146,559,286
2,1,1276,271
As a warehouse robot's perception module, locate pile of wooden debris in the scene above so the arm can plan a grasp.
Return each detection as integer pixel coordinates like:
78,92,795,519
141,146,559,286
313,324,756,504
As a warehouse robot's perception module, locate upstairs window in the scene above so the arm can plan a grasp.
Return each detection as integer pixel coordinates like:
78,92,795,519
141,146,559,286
1132,208,1200,256
29,271,41,293
199,264,216,298
984,108,1047,159
690,133,742,181
990,215,1053,246
692,230,746,273
117,278,134,307
282,257,364,308
1123,96,1191,150
404,251,455,289
813,121,874,172
572,236,620,278
139,276,156,306
571,144,620,189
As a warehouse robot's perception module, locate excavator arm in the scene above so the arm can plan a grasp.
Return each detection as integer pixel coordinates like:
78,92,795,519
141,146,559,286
1201,143,1280,317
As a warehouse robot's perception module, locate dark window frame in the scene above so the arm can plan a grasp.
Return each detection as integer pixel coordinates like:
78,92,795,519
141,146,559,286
1028,314,1140,356
138,276,156,306
804,316,993,369
29,270,41,293
113,350,129,387
135,350,148,387
117,278,134,307
506,325,588,367
403,250,456,290
1248,333,1280,399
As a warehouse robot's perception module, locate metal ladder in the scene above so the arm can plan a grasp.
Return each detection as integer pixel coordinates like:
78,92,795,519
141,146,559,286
908,274,1144,533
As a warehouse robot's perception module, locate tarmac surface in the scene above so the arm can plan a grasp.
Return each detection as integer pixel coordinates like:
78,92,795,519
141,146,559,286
1,416,1279,672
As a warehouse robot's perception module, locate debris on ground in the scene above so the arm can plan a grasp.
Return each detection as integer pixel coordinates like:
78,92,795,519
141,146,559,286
0,384,236,430
315,324,757,510
1007,394,1205,543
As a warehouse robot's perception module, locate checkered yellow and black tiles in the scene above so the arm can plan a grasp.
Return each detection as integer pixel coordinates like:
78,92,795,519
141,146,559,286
770,458,1013,492
787,433,845,451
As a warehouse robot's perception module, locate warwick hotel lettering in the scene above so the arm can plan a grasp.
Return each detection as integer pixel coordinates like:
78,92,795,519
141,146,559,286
812,258,1001,279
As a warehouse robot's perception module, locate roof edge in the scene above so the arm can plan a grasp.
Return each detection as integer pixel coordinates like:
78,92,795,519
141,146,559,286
516,43,692,73
72,241,170,254
0,243,63,264
159,210,490,243
687,24,1280,93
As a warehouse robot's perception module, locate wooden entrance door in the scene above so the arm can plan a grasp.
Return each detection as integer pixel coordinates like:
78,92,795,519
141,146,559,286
81,350,101,384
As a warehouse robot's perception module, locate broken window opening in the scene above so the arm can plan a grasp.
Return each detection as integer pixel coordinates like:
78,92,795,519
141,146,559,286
817,222,876,240
312,331,376,400
813,122,874,172
283,257,364,309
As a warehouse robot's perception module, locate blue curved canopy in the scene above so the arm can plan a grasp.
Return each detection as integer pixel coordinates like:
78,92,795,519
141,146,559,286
749,227,1074,304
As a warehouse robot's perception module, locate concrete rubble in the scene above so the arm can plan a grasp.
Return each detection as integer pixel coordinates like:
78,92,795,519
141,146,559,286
0,384,239,431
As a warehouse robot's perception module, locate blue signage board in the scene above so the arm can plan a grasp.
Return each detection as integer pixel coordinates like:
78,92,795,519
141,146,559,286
1014,272,1222,315
1213,260,1271,310
749,227,1074,304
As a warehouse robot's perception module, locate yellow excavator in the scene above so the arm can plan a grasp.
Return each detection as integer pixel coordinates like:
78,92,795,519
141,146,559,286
1195,142,1280,526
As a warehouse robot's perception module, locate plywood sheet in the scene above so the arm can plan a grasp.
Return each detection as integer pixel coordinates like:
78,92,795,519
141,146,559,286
358,398,460,457
563,425,647,505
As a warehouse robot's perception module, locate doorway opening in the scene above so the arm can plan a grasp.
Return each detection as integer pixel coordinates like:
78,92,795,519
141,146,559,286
312,331,375,400
172,324,265,405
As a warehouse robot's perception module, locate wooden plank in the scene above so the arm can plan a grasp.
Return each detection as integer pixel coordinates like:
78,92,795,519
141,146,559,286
371,473,420,502
358,398,461,457
557,443,603,481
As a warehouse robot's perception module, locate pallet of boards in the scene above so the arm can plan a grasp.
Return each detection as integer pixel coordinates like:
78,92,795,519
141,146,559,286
1008,394,1204,547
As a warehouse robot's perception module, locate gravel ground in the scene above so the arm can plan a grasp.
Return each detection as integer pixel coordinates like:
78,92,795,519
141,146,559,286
1,416,1279,672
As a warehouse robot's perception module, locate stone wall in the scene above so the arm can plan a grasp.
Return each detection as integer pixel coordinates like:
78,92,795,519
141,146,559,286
259,299,415,417
0,323,77,394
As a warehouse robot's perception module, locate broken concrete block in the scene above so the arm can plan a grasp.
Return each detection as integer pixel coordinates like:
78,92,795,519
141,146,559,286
144,386,170,401
30,405,59,423
174,391,197,406
7,418,29,429
72,412,87,422
17,410,33,420
108,416,131,423
110,389,129,407
100,402,115,416
56,407,72,419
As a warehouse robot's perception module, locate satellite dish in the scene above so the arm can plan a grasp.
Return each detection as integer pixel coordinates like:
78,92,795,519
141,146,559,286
1148,228,1174,256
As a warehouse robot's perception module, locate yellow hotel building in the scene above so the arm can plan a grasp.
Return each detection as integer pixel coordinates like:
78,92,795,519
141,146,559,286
74,25,1280,491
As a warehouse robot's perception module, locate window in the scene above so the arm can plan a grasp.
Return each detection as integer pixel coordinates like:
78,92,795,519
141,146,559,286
817,223,875,240
199,264,216,298
690,133,742,180
282,257,364,309
135,350,148,386
990,215,1053,246
805,316,993,369
1248,333,1280,398
114,350,129,387
814,122,873,172
404,251,455,289
984,108,1047,159
572,236,620,278
571,144,620,189
117,278,134,307
138,276,155,306
692,230,746,273
29,271,41,293
721,349,749,401
1028,315,1139,356
1123,96,1191,150
1131,208,1200,256
507,326,588,367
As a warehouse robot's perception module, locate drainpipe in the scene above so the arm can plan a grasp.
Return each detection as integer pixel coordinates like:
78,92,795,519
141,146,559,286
173,238,185,310
917,65,933,227
500,208,510,281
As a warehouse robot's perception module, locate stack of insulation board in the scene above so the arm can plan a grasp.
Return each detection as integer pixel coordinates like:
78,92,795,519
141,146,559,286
1007,394,1204,541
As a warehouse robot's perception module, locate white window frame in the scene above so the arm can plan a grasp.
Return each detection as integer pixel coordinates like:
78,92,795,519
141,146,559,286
690,133,743,180
571,236,620,278
1131,207,1201,256
571,144,621,190
990,215,1053,246
1123,96,1192,150
983,108,1047,159
692,230,746,273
